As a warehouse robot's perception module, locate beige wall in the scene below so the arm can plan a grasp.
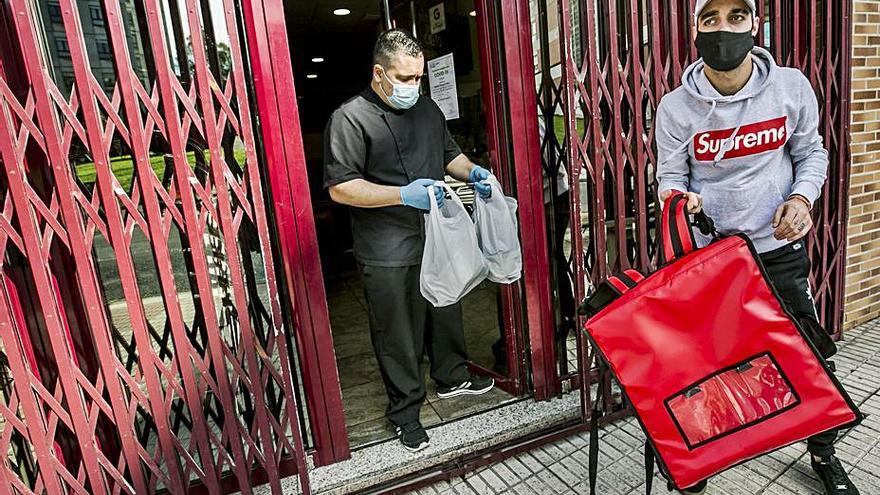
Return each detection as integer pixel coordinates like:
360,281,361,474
845,0,880,328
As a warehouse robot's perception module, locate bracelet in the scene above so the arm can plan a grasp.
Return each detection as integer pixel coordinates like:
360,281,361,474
788,194,812,210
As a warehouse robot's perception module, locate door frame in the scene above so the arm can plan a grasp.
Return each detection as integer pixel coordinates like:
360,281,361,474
239,0,351,467
471,0,558,399
264,0,560,467
383,0,559,399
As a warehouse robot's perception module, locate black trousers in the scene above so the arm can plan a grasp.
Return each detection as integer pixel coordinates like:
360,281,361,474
360,264,471,426
759,241,837,457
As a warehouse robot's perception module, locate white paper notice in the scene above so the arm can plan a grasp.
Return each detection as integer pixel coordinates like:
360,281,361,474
428,53,459,120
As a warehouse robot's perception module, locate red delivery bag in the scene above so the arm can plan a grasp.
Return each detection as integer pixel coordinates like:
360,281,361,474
580,192,862,493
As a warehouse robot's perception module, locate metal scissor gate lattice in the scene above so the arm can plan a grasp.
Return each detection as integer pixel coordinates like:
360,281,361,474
0,0,309,493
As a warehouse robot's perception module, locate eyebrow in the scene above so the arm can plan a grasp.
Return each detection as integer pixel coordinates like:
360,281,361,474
700,7,750,21
700,9,719,21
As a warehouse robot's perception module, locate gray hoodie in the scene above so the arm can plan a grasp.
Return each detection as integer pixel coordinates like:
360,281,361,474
656,47,828,253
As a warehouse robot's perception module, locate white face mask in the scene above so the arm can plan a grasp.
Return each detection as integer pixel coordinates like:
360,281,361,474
380,68,420,110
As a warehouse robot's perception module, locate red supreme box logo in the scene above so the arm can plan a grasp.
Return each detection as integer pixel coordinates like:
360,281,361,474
693,116,787,162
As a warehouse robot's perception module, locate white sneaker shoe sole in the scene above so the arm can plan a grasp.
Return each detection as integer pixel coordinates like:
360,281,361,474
436,379,495,399
402,439,429,453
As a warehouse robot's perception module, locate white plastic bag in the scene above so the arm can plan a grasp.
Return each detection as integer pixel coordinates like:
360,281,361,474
420,181,488,307
473,175,522,284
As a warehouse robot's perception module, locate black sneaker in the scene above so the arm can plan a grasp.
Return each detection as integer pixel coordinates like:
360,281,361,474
394,422,429,452
436,376,495,399
811,455,860,494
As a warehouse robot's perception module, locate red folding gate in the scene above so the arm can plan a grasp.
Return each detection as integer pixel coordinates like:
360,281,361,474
0,0,310,493
0,0,857,491
532,0,852,408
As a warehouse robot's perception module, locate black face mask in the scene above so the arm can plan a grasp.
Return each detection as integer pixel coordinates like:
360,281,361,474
695,30,755,72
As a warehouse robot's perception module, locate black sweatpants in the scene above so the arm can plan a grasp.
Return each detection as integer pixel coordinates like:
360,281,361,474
759,241,837,457
360,264,471,427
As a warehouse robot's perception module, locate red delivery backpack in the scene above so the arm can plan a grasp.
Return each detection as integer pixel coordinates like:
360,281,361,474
579,192,862,493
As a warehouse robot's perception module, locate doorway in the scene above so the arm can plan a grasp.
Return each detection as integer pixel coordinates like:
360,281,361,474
285,0,523,450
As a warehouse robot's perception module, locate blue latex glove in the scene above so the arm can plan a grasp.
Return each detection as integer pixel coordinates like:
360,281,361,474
469,165,492,199
400,178,445,211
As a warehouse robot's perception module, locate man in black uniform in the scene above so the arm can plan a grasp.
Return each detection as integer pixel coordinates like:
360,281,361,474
324,29,495,452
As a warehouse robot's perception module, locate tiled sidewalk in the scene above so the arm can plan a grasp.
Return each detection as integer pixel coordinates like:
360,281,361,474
420,319,880,495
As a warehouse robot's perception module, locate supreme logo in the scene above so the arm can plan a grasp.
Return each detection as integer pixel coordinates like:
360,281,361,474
693,116,787,162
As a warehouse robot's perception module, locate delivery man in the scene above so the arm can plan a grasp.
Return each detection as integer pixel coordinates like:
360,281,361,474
324,29,494,453
656,0,860,493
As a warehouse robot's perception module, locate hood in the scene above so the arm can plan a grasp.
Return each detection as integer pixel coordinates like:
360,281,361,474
681,46,777,104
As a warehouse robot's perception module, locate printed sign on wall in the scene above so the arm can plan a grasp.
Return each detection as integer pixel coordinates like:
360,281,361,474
429,3,446,34
428,53,459,120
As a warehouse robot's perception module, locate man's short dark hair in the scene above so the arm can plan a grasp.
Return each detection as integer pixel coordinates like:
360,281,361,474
373,29,422,67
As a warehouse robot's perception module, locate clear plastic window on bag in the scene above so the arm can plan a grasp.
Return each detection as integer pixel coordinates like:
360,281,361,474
665,353,800,449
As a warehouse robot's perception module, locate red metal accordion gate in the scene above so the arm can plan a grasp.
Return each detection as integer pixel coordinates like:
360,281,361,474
0,0,310,493
531,0,852,402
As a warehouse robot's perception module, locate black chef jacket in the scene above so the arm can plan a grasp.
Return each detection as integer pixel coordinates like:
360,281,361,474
323,87,463,267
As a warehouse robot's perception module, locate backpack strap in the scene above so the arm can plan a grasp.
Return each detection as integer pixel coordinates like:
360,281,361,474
645,440,655,494
581,269,646,494
659,191,718,264
578,269,647,319
588,356,608,495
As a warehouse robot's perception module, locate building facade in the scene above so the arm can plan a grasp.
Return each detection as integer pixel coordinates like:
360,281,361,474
846,0,880,328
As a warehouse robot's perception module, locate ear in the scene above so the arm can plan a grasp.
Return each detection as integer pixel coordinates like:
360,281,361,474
372,64,384,84
751,15,760,37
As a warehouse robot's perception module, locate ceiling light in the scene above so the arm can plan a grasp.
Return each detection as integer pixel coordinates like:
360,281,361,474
306,74,318,79
312,57,325,63
333,8,351,16
469,10,476,17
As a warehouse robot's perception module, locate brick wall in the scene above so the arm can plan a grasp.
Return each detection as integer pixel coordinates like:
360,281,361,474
845,1,880,328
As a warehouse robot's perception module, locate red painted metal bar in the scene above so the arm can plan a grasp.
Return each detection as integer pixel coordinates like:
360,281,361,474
55,1,192,492
583,0,607,284
629,0,649,270
816,0,830,332
0,11,73,489
0,124,69,495
473,0,525,396
835,0,853,337
0,279,63,493
772,1,783,62
649,0,667,146
501,0,558,400
3,0,153,491
214,0,313,487
179,0,282,490
555,0,590,418
607,1,630,272
98,0,221,491
135,1,242,491
669,0,684,85
238,0,348,470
